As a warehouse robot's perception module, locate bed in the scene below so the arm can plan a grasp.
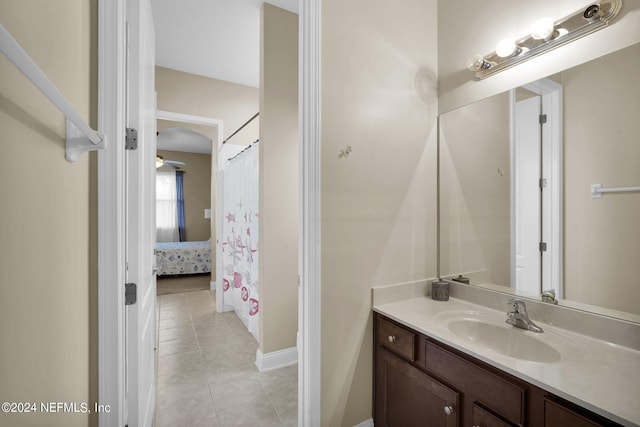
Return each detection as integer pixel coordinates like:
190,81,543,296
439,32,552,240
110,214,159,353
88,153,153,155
155,241,211,276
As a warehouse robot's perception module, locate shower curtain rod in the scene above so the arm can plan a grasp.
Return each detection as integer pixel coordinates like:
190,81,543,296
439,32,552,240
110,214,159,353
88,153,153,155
227,139,259,162
222,112,259,144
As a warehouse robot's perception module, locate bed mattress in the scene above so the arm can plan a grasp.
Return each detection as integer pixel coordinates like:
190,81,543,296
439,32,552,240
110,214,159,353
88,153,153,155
155,241,211,276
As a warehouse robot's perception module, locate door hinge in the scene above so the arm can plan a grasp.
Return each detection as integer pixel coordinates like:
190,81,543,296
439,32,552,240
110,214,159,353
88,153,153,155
125,283,137,305
539,178,547,189
539,114,547,124
539,242,548,252
125,127,138,150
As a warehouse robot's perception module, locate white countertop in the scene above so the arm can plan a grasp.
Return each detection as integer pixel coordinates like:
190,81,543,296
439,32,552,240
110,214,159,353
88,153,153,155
373,296,640,427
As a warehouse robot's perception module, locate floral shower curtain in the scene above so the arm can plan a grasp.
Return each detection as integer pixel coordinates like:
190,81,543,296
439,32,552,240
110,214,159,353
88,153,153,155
221,144,259,340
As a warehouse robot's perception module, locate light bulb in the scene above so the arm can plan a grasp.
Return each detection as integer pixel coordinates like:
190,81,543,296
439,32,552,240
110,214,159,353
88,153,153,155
531,17,554,40
496,38,517,57
466,54,487,72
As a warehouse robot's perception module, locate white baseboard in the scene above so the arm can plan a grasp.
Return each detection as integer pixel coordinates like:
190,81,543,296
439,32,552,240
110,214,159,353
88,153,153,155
255,346,298,372
353,418,374,427
209,280,216,290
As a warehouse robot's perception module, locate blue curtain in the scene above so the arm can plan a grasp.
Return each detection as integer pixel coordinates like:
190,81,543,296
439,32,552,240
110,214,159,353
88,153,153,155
176,171,186,242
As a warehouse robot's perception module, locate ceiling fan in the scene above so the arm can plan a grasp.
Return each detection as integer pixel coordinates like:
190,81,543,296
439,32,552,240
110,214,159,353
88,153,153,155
156,155,186,170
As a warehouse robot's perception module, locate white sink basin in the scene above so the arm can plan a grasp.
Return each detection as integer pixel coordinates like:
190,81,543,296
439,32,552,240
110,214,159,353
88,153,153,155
435,310,585,363
447,319,561,362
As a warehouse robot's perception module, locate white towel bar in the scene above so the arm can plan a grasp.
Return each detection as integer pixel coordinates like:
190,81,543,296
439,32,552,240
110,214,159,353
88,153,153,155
0,24,105,162
591,184,640,198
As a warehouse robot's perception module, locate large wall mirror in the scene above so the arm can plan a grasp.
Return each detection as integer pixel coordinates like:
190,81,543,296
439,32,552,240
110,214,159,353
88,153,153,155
439,41,640,320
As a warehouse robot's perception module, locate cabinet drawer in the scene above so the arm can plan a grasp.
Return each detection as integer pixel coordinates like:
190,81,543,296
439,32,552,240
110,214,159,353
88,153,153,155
544,399,605,427
473,404,515,427
377,317,416,362
425,340,525,426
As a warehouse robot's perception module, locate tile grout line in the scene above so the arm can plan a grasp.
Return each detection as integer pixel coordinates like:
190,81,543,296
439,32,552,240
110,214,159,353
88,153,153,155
157,291,212,426
223,311,287,425
257,375,286,424
194,290,223,427
204,305,253,425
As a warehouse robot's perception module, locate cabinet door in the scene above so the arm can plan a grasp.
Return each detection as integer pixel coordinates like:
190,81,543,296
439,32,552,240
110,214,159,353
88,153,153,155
544,399,606,427
376,348,459,427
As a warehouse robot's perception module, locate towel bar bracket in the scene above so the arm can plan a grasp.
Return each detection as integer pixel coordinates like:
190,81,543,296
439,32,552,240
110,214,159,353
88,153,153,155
65,118,106,162
1,24,105,163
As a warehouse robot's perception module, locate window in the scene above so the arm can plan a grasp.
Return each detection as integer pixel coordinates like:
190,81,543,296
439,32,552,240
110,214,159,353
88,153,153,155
156,171,178,242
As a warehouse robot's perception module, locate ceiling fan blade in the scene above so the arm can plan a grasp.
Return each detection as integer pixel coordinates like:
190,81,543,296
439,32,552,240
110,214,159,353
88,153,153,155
165,160,186,166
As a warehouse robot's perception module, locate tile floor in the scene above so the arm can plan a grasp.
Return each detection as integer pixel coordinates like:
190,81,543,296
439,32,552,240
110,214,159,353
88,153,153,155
155,288,298,426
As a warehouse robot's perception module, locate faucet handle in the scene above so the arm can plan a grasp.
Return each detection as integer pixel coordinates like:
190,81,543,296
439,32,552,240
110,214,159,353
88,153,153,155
506,298,527,313
541,289,558,304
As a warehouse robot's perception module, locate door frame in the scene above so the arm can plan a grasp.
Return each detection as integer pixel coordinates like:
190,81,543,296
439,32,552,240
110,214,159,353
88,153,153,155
98,0,323,425
299,0,322,425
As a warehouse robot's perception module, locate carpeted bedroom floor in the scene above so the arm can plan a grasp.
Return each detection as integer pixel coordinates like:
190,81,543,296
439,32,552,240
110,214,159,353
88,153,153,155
156,273,211,295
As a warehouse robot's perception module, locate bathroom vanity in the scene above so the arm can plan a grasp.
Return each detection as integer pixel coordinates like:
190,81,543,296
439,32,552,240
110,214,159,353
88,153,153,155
372,295,640,427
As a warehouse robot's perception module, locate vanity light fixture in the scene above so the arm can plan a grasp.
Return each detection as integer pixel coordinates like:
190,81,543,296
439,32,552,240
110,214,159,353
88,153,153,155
467,0,622,79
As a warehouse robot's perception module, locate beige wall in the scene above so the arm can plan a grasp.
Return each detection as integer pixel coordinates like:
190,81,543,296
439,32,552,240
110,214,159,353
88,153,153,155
259,4,299,354
562,43,640,315
156,67,259,278
439,92,511,285
321,0,439,425
157,150,212,242
438,0,640,112
0,1,98,426
156,67,260,146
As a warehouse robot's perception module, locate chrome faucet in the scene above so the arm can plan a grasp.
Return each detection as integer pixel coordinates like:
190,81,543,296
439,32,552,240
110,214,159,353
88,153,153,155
506,299,543,333
541,289,558,304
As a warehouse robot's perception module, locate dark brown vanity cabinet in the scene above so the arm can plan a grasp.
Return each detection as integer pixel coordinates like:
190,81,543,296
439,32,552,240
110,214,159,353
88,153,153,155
376,349,459,427
373,313,622,427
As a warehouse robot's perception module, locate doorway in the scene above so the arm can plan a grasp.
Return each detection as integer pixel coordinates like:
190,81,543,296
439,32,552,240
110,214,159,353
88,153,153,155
155,125,215,295
99,1,320,424
155,110,223,297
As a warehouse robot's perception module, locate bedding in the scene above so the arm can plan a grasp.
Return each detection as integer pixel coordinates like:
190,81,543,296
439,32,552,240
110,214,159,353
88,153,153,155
155,241,211,276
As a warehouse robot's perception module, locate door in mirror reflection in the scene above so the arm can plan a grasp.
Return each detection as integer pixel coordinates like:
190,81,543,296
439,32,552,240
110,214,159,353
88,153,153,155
512,79,563,298
513,94,542,295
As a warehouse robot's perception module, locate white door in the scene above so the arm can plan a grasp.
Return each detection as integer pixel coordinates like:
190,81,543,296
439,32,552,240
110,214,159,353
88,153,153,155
513,95,541,296
125,0,156,425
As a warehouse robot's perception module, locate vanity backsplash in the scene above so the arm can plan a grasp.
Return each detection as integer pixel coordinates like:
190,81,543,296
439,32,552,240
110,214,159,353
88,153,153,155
371,279,640,351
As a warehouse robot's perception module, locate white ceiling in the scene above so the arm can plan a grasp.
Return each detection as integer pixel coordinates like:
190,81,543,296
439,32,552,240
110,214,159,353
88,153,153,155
151,0,299,88
157,127,211,154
